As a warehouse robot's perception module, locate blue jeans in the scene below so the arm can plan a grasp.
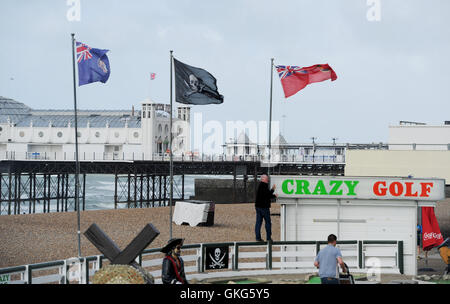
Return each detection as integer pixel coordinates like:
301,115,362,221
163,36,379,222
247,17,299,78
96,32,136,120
320,277,339,284
255,207,271,240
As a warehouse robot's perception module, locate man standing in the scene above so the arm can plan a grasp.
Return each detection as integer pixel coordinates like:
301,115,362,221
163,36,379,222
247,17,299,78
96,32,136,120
314,234,347,284
254,174,277,242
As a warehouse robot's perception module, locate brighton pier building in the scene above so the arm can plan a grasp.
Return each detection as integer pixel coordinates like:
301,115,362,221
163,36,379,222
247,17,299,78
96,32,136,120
0,96,191,160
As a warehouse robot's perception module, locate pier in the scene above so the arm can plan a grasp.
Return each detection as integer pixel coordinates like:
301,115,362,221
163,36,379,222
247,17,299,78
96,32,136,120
0,158,344,215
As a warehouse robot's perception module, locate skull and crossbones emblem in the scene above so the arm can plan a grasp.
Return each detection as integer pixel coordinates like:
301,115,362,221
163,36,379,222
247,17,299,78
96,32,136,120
184,74,206,97
209,248,226,269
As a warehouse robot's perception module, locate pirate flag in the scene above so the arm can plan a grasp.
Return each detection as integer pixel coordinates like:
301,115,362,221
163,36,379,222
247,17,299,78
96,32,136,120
173,58,224,105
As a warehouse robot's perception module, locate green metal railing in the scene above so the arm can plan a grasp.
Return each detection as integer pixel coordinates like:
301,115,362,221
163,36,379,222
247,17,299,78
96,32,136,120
0,239,404,284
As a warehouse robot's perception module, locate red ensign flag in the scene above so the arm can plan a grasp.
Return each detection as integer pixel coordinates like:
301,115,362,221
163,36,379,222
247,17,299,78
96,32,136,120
276,64,337,98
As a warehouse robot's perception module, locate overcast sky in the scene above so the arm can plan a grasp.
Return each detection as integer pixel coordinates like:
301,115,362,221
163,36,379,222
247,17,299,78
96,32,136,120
1,0,449,146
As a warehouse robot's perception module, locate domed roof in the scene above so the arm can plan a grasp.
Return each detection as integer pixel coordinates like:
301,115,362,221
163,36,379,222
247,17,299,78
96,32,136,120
0,96,31,115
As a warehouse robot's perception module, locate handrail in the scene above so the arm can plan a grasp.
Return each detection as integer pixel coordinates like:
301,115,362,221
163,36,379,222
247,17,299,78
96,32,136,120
0,239,404,284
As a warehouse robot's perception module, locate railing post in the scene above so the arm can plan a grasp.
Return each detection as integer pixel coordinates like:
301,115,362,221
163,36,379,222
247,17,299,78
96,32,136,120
199,244,205,273
358,240,363,269
96,255,103,271
197,246,202,273
23,265,31,284
59,263,66,284
398,241,404,274
233,243,239,271
80,258,87,284
266,241,272,270
64,260,70,284
83,258,89,284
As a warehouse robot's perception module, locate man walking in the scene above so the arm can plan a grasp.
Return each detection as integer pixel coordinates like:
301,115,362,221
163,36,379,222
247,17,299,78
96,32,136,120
254,174,277,242
314,234,347,284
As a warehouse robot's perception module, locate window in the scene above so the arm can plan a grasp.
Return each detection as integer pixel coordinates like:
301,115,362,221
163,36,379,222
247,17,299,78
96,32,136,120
19,131,25,137
114,132,120,138
143,111,146,118
77,131,82,138
95,132,100,138
164,125,169,134
38,131,44,137
133,132,139,138
57,131,63,138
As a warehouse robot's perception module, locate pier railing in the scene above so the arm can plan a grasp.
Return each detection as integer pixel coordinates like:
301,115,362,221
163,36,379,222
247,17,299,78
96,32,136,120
0,240,403,284
0,151,346,164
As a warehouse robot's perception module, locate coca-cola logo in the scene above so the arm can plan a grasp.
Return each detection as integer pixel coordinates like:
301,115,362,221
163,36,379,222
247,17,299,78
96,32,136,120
423,232,442,241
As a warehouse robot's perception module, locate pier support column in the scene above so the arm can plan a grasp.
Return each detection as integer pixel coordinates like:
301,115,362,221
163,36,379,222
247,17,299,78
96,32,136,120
139,174,144,208
159,175,162,206
57,174,60,212
152,175,156,207
114,173,118,209
43,174,47,213
181,174,185,201
243,174,248,204
233,166,237,204
82,174,86,211
64,174,69,212
146,174,150,208
163,176,167,206
16,174,21,215
127,173,131,209
8,172,12,215
47,174,51,213
134,173,138,208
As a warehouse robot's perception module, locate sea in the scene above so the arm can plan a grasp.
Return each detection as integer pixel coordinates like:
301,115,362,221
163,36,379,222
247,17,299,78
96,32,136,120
20,174,233,214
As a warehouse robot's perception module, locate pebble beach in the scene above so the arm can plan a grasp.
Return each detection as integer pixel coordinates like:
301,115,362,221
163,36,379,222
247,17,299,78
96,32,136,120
0,203,280,268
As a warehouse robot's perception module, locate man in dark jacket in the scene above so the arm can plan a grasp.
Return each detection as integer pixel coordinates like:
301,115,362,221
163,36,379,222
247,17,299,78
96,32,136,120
161,238,189,284
254,174,277,242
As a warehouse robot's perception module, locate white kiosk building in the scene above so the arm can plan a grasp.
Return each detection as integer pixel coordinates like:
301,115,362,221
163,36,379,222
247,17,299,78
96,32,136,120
272,175,445,276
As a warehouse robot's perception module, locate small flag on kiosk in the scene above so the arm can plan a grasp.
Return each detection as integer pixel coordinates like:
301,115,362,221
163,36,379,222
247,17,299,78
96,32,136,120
276,64,337,98
150,73,156,80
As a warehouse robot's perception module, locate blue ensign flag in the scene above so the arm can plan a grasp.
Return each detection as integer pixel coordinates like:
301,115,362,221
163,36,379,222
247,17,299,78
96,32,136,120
76,41,110,86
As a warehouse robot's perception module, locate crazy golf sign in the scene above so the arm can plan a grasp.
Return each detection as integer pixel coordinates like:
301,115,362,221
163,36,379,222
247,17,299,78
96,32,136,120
272,176,445,201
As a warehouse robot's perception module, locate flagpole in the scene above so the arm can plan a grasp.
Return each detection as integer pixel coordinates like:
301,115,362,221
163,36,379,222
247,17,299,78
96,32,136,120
169,50,174,240
267,58,274,179
71,33,82,257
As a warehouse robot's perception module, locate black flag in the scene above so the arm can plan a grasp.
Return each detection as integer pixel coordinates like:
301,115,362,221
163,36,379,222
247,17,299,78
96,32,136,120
173,58,224,105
